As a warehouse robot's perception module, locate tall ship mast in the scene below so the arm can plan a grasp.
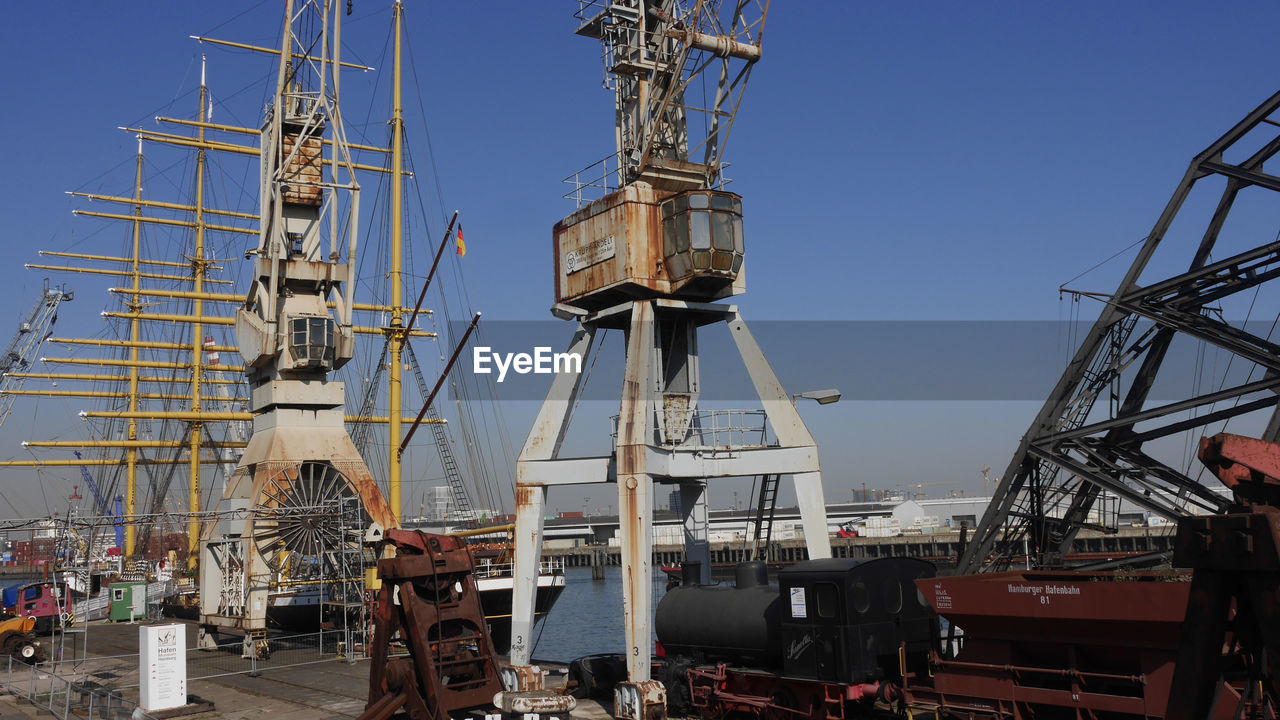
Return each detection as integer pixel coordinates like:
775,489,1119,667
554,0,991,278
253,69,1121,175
2,2,534,644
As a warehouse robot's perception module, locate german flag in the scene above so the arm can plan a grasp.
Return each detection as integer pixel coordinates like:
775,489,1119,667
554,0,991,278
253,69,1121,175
455,224,466,257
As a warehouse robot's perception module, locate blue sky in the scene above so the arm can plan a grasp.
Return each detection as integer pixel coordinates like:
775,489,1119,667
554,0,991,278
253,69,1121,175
1,2,1279,517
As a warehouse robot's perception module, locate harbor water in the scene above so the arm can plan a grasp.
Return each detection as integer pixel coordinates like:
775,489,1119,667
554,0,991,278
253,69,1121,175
527,566,669,663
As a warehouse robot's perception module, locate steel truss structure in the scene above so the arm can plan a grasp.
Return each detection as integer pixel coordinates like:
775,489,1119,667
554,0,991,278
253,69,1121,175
567,0,769,202
960,88,1280,573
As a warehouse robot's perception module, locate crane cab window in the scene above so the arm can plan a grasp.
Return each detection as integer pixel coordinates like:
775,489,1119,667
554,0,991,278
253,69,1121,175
289,316,335,368
660,190,744,283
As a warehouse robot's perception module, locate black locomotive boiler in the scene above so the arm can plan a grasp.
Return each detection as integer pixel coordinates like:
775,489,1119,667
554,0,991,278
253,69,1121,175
654,557,937,718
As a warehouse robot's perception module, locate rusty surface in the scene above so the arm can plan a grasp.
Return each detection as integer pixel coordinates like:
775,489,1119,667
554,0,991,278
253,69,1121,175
1163,433,1280,720
1199,432,1280,504
615,302,654,682
500,664,544,692
554,184,668,309
281,133,322,206
237,427,397,533
359,529,502,720
614,680,667,720
904,570,1197,718
493,689,576,715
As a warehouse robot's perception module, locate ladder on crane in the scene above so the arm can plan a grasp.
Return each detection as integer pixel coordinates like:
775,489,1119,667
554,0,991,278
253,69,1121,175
404,342,476,524
0,280,73,431
748,474,779,561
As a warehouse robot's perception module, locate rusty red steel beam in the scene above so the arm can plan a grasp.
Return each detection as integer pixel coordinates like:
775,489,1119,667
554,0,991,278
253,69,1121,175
1198,432,1280,494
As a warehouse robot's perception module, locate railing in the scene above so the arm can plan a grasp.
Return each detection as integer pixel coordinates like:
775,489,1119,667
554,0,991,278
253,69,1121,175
611,409,773,450
0,629,363,720
2,655,155,720
562,152,623,207
49,629,354,689
474,555,565,579
573,0,608,22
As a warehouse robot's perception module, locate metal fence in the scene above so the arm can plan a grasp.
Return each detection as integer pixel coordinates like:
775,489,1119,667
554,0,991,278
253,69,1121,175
2,630,363,720
3,655,154,720
52,629,356,687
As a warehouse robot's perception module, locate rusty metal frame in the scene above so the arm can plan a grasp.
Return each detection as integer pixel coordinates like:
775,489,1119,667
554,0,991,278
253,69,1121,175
359,530,502,720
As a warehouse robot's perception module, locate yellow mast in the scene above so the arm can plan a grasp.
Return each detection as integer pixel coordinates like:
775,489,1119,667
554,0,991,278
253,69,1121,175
125,135,143,558
188,56,211,568
387,1,405,523
18,10,440,551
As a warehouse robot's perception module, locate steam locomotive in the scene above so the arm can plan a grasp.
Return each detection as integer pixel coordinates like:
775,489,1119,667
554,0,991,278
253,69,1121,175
651,557,937,717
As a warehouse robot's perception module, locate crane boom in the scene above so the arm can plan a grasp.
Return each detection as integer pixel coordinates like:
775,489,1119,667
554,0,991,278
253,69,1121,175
0,281,73,431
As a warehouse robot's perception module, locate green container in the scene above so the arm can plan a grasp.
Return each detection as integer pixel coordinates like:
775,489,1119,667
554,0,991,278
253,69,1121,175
108,582,147,622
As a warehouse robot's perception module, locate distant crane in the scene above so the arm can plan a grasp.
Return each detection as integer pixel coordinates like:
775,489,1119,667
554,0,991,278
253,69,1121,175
0,281,73,431
72,451,124,549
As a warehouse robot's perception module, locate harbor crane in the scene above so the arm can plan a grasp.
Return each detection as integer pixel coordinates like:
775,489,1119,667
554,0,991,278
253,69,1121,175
72,451,124,549
198,0,396,651
505,4,833,719
0,281,72,431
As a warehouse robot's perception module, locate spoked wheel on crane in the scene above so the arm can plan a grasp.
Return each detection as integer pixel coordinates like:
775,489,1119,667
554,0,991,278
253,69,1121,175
250,461,368,580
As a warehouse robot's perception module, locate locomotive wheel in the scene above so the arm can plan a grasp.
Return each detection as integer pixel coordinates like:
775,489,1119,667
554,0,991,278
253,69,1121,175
765,688,799,720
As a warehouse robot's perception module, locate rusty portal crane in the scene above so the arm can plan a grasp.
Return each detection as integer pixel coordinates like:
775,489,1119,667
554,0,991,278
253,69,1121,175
506,2,832,718
198,0,396,649
959,89,1280,573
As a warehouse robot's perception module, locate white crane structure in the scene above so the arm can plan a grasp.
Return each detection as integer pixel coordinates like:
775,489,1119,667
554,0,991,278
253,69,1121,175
505,4,833,718
197,0,397,651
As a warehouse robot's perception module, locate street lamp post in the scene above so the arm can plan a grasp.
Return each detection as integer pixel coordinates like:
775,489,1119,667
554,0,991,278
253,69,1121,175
791,388,842,406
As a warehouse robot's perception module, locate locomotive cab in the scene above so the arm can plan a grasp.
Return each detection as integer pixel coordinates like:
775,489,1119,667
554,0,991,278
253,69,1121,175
778,557,936,683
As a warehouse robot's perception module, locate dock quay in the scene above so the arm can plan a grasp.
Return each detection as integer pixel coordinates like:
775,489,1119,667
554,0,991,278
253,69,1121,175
545,525,1177,569
0,619,608,720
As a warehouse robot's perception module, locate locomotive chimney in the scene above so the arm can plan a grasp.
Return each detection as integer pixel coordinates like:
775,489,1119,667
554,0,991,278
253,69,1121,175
680,561,703,587
735,561,768,589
